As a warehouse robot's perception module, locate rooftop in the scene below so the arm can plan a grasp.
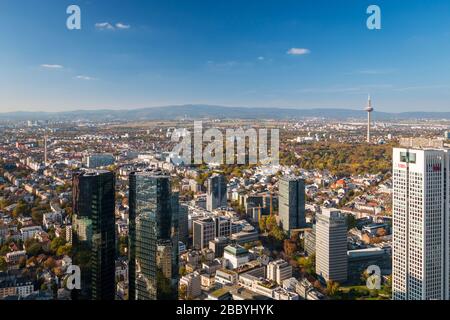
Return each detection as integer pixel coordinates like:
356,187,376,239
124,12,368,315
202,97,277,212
224,244,249,256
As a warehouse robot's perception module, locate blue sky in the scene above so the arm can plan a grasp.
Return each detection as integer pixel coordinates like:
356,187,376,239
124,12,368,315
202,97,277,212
1,0,450,112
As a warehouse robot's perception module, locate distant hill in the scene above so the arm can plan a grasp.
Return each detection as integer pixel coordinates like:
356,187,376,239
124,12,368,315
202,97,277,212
1,105,449,121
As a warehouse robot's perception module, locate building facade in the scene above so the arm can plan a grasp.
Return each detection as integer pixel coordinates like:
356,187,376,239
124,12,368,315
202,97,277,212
315,208,348,283
72,170,116,300
193,217,215,250
392,147,450,300
85,153,115,169
128,170,179,300
178,203,189,244
267,259,293,285
278,176,306,232
206,174,227,211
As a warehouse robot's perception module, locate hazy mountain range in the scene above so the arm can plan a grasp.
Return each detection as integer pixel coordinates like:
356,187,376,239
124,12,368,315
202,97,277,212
1,105,450,121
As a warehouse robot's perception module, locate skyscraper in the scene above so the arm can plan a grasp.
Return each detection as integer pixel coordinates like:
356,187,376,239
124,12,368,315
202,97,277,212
392,146,450,300
315,208,348,283
128,170,179,300
71,170,116,300
178,203,189,245
206,174,227,211
279,176,306,232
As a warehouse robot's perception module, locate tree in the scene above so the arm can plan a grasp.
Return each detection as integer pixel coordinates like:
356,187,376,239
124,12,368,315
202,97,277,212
283,239,297,257
56,244,72,257
346,214,357,230
31,210,44,225
360,270,369,284
325,280,340,298
298,253,315,275
179,283,187,300
381,275,392,296
44,257,56,269
0,199,10,210
13,202,29,218
266,214,278,232
258,216,267,232
18,256,27,269
27,256,37,267
50,237,66,254
0,244,10,256
0,256,7,272
53,267,64,277
270,225,286,242
26,243,42,257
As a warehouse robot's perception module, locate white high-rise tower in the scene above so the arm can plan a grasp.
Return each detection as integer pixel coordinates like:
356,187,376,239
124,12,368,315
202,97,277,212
365,95,374,143
392,145,450,300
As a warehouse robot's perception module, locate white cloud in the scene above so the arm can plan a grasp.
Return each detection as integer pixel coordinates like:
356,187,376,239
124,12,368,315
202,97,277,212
95,22,131,30
287,48,310,56
257,56,265,61
116,23,131,30
95,22,115,30
40,64,64,69
75,75,96,81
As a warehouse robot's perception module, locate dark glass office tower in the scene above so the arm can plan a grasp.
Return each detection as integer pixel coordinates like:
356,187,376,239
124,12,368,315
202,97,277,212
279,175,306,232
129,170,179,300
71,170,116,300
206,173,227,211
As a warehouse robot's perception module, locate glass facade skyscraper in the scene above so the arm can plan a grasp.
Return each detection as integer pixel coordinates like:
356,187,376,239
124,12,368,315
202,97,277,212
71,170,116,300
129,170,179,300
279,176,306,232
206,173,227,211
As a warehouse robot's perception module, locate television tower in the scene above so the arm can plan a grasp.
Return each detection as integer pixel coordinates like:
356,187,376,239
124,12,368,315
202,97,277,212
365,95,374,143
44,132,48,166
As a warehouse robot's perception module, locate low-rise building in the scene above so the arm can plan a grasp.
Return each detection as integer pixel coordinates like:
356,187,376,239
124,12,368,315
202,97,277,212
5,250,27,265
223,245,250,269
20,226,43,241
267,259,292,285
215,269,238,286
180,272,202,299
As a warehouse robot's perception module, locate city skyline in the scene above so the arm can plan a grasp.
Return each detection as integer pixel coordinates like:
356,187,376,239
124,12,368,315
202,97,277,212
3,0,450,306
2,0,450,112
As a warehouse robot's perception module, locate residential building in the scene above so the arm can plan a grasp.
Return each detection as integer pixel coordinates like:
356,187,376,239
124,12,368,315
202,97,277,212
20,226,43,241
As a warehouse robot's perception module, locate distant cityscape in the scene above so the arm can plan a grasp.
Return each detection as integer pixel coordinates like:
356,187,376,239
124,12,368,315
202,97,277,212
3,0,450,309
1,106,450,300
